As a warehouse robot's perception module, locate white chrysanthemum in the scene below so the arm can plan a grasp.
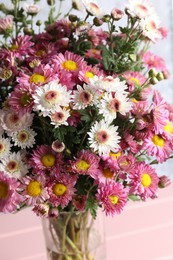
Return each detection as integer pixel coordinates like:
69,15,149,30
11,128,37,149
0,151,29,179
92,76,128,94
24,3,40,15
140,14,161,43
72,84,100,109
125,0,154,19
33,81,71,117
98,92,132,122
49,108,70,128
88,119,121,155
82,0,105,18
0,137,12,159
72,0,85,11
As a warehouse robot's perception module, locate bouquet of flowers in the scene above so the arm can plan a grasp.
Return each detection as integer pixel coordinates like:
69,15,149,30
0,0,172,258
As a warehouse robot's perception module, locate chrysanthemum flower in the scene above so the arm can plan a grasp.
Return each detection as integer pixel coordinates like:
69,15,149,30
0,137,11,159
72,83,100,109
71,149,100,176
72,195,87,211
78,65,104,83
32,203,49,218
24,3,40,15
96,181,128,216
98,92,132,122
29,145,63,174
142,131,172,163
11,128,36,149
125,0,153,18
82,0,105,18
32,81,71,117
0,151,29,179
122,71,146,92
88,119,121,155
20,176,49,206
129,162,159,200
50,108,70,128
142,51,167,71
47,172,76,208
0,16,13,34
0,171,22,213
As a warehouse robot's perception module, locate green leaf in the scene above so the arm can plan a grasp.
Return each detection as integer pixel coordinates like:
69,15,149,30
128,194,141,201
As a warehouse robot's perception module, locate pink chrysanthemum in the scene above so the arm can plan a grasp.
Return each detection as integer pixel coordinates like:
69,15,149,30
142,51,167,71
78,64,105,83
17,63,59,87
0,171,22,213
8,84,35,115
152,90,169,133
71,149,100,176
123,71,146,92
96,181,128,216
72,195,87,211
19,175,49,206
46,18,72,39
131,100,149,116
29,145,63,175
142,131,172,163
129,162,159,200
47,172,76,208
0,16,13,34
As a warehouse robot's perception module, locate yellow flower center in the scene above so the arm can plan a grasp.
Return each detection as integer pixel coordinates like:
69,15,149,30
130,77,139,85
9,44,18,51
41,153,56,167
152,135,165,147
53,183,67,196
76,160,90,171
62,60,77,71
29,73,46,84
85,71,94,78
109,151,121,159
27,181,42,197
131,98,139,103
17,131,29,142
164,121,173,134
109,195,119,205
0,182,8,199
20,93,32,106
102,168,114,178
141,173,151,187
36,49,46,57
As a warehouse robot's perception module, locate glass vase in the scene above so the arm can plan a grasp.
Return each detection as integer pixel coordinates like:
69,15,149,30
42,211,106,260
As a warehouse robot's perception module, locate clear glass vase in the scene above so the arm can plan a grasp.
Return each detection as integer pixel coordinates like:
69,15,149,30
42,211,106,260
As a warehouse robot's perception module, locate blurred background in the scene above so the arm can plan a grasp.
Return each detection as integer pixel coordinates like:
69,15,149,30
0,1,173,259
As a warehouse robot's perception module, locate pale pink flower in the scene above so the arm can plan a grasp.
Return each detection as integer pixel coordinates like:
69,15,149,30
142,51,167,71
122,71,146,92
0,16,13,34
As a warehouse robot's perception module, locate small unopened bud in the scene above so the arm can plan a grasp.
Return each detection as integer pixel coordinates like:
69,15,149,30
163,70,170,79
48,208,59,218
158,175,171,188
36,20,42,26
102,15,111,23
111,8,124,20
69,14,78,22
23,27,34,35
150,77,158,85
156,72,164,81
47,0,55,6
52,140,65,153
93,17,103,26
148,68,157,78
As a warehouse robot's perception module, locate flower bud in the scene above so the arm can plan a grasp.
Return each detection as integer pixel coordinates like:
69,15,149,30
148,68,157,78
149,77,158,85
163,70,170,79
111,8,124,20
69,14,78,22
52,140,65,153
36,20,42,26
23,27,34,35
156,72,164,81
102,15,111,23
158,175,171,188
93,17,103,26
47,0,55,6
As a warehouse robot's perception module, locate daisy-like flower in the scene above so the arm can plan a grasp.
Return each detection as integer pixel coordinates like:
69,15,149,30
0,137,12,159
88,119,121,155
129,162,159,200
96,181,128,216
0,171,22,213
0,16,13,34
24,3,41,15
0,109,33,133
71,149,100,176
20,175,49,206
82,0,105,18
92,76,128,94
51,140,65,153
122,71,146,92
125,0,154,19
32,81,71,117
47,172,76,208
49,108,70,128
72,83,100,110
142,51,167,71
140,14,162,43
72,195,87,211
98,92,132,122
32,203,49,218
29,145,63,174
11,128,36,149
0,152,29,179
142,131,172,163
